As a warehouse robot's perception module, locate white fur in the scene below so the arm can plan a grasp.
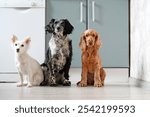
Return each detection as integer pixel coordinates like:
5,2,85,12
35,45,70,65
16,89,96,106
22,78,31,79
49,35,70,67
11,35,43,87
49,36,57,56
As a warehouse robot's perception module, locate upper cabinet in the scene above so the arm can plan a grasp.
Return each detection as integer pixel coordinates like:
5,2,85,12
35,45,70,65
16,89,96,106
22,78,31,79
46,0,129,68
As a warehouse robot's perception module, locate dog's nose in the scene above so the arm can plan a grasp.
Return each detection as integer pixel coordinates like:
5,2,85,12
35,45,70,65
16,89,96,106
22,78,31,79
57,27,60,30
16,49,19,53
89,41,93,45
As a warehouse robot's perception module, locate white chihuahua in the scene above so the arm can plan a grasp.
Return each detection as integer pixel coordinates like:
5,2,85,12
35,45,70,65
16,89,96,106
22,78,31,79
11,35,44,87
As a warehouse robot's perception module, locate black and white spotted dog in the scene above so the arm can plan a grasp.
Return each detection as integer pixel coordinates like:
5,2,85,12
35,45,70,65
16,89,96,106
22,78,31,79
41,19,74,86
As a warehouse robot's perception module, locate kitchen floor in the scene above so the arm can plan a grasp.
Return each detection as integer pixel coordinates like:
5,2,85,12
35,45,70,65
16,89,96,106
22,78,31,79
0,68,150,100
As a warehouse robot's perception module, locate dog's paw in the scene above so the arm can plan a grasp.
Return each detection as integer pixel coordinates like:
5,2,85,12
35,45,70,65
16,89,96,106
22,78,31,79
77,81,87,87
22,83,28,86
101,82,104,86
94,82,103,87
40,81,48,86
48,77,57,86
63,80,71,86
17,83,23,87
49,83,57,86
27,84,32,88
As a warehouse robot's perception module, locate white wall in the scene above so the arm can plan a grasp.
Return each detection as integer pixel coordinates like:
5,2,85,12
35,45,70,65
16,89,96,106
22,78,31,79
131,0,150,81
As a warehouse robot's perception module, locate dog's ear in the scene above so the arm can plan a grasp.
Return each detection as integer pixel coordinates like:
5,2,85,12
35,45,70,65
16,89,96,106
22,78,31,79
63,19,74,35
45,18,56,34
79,33,86,51
24,37,31,45
94,33,102,49
11,35,18,44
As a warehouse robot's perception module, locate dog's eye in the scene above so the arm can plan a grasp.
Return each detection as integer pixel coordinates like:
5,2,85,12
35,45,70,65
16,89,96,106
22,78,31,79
86,34,89,37
92,34,95,37
54,21,58,24
15,44,17,46
21,44,24,47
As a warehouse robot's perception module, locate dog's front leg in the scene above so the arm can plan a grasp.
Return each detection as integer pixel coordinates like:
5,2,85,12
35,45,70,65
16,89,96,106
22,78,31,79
48,58,58,86
48,67,57,86
27,72,34,87
78,65,87,87
94,66,102,87
17,72,24,87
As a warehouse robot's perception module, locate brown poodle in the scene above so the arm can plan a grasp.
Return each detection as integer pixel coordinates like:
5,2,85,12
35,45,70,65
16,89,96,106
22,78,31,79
77,29,106,87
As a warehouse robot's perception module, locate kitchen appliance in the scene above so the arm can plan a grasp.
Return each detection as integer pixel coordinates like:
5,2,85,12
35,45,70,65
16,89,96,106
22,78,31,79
0,0,45,74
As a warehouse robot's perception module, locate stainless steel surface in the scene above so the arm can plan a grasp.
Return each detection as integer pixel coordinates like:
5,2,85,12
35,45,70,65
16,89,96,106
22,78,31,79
80,2,83,22
92,1,95,22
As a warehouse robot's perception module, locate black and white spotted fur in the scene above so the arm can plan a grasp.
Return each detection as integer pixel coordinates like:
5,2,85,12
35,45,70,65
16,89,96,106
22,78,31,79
41,19,74,86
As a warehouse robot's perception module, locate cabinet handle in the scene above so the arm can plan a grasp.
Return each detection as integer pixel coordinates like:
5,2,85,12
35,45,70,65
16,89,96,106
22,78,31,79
92,1,95,22
80,2,83,22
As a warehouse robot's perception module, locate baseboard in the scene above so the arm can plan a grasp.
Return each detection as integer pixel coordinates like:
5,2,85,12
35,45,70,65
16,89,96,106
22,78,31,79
0,68,129,84
129,77,150,89
0,74,18,82
70,68,129,84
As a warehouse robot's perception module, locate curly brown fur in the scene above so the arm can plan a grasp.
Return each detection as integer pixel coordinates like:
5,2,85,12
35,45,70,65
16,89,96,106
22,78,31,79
77,29,106,87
